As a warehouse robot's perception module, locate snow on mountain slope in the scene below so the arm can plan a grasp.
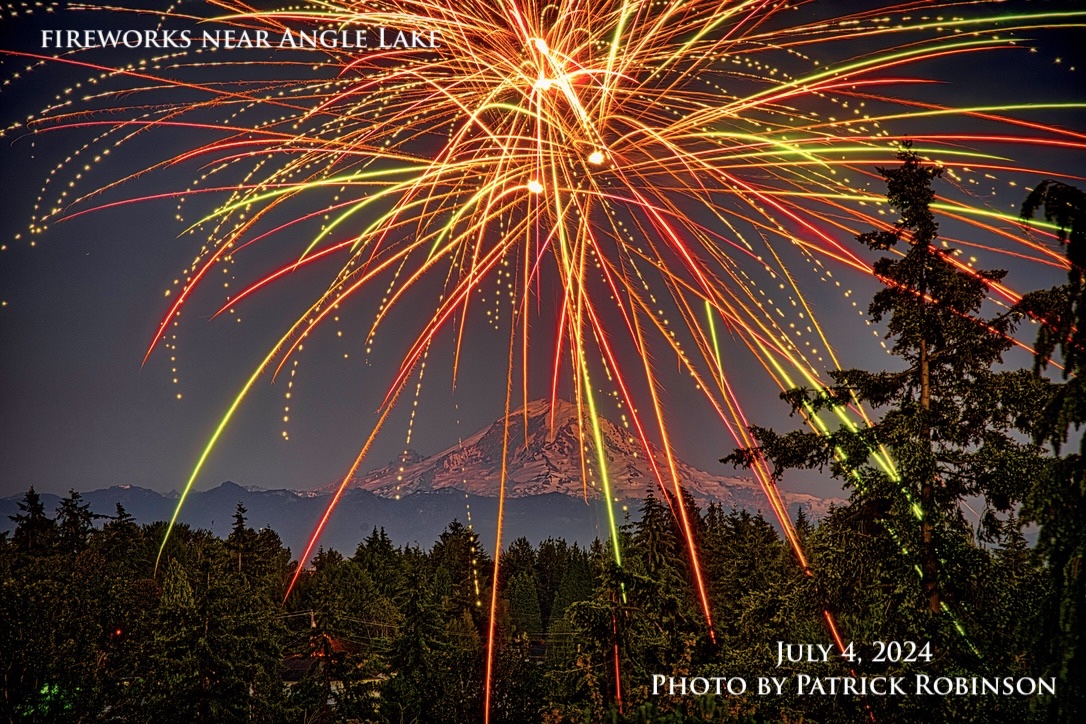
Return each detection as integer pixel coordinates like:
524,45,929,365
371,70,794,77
330,399,834,516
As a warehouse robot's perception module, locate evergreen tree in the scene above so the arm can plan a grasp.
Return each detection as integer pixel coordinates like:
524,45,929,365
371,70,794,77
718,145,1051,721
430,519,490,625
55,489,96,555
139,558,203,722
112,502,135,526
632,491,684,586
139,543,286,722
500,536,536,588
1015,179,1086,721
727,143,1048,614
842,142,1029,609
490,634,546,724
543,545,594,671
226,501,253,574
534,537,571,629
701,508,791,644
9,487,57,555
288,551,387,724
548,544,593,623
1,539,71,720
434,610,485,724
506,570,543,639
88,511,157,719
354,526,402,598
382,561,447,722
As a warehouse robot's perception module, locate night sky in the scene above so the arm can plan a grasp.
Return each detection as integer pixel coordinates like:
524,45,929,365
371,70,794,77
1,0,1083,503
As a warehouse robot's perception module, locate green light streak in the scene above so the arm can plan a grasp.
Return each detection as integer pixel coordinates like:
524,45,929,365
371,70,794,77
580,363,622,568
155,342,284,569
705,304,977,647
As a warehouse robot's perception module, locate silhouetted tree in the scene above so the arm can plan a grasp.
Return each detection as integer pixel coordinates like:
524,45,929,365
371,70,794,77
727,143,1048,612
9,487,57,555
1016,179,1086,721
55,489,96,555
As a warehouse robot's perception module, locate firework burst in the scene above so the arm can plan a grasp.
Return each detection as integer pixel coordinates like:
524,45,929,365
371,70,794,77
4,0,1085,716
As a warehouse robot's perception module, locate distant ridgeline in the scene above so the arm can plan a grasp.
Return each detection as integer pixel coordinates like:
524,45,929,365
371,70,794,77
0,479,832,556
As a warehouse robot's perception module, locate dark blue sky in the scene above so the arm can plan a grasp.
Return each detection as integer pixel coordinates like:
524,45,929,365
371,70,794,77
1,1,1082,502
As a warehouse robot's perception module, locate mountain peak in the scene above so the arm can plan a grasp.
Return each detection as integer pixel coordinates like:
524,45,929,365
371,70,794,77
512,397,578,419
395,449,426,465
328,400,831,517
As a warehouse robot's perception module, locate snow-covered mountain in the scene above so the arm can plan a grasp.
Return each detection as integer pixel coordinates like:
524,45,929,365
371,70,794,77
331,399,834,517
1,404,840,555
0,401,839,556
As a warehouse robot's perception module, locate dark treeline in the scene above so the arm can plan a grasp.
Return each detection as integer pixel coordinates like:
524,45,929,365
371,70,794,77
0,487,1058,723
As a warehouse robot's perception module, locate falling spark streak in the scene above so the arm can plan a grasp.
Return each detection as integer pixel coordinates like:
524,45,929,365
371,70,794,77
483,320,517,724
5,0,1085,716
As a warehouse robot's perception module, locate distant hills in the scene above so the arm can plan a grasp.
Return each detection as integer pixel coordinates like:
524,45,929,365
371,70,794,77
1,400,840,557
0,483,631,556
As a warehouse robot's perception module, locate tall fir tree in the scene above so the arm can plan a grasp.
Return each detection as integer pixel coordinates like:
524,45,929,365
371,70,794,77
430,520,490,626
499,536,537,589
9,487,57,555
1015,179,1086,721
383,560,448,722
353,526,402,599
722,142,1050,714
728,143,1047,614
139,541,286,722
534,537,571,630
506,570,543,639
55,489,95,555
